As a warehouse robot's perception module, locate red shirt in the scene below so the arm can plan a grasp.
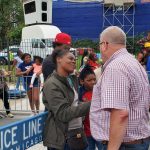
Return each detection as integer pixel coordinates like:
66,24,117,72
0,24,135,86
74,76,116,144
82,91,92,137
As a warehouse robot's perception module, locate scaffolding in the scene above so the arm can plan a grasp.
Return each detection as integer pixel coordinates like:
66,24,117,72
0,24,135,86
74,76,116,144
103,0,135,52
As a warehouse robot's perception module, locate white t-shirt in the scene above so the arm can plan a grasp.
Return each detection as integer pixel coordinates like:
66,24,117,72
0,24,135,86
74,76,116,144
94,67,102,81
68,88,82,130
14,56,23,68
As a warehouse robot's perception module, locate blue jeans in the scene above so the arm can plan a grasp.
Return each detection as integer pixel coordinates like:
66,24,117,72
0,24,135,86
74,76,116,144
16,76,25,90
85,136,103,150
100,138,150,150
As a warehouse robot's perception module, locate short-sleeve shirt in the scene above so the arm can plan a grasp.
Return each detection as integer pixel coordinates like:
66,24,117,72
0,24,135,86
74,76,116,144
18,61,33,84
33,64,42,74
14,56,23,68
90,48,150,142
82,90,92,137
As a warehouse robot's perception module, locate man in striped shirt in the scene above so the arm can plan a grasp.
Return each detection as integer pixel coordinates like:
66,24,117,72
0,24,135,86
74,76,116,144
90,26,150,150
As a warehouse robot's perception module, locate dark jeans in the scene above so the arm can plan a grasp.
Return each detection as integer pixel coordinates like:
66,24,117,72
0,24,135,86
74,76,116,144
100,138,150,150
0,90,10,114
48,143,70,150
85,136,103,150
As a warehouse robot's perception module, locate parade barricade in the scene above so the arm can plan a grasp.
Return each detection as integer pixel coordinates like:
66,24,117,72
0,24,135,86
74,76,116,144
0,112,48,150
0,75,44,112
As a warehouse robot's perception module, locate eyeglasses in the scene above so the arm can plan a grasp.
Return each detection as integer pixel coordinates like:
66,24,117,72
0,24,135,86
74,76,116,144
99,42,104,45
99,41,124,46
99,41,108,46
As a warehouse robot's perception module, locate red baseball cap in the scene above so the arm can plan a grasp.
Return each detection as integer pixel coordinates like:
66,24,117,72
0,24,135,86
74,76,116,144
54,33,72,45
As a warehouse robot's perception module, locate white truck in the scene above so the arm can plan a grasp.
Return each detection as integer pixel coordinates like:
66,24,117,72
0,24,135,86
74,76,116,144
20,24,61,58
20,0,76,59
20,0,61,58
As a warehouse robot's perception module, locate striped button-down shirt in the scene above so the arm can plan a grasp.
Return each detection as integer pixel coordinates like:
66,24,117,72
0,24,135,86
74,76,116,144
90,48,150,142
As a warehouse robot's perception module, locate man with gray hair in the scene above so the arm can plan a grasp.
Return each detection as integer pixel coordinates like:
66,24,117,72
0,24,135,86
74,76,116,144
90,26,150,150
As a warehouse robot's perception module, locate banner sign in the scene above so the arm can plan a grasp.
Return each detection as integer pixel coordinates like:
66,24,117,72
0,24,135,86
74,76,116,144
0,112,48,150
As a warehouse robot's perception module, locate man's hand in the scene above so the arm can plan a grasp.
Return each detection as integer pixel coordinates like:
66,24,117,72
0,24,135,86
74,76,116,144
107,109,129,150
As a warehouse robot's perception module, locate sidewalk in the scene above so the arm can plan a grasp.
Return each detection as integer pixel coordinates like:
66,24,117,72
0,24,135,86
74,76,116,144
28,143,47,150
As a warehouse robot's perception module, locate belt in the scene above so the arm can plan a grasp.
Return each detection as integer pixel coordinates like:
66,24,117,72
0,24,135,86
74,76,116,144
102,137,150,145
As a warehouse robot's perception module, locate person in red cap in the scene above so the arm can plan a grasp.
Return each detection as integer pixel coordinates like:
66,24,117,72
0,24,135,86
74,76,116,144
42,32,72,81
54,32,72,46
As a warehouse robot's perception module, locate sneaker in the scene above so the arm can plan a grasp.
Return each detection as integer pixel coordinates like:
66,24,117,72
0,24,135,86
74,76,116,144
30,112,36,117
7,113,14,118
35,111,39,115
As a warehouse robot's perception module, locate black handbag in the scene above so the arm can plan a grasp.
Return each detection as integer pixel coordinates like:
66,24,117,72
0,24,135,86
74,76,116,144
66,128,88,150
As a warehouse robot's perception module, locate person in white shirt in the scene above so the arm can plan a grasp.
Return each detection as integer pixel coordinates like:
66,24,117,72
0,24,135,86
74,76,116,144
12,50,25,90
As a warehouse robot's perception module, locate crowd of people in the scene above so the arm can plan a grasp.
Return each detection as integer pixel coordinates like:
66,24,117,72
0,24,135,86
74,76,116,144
0,26,150,150
0,53,44,117
42,27,150,150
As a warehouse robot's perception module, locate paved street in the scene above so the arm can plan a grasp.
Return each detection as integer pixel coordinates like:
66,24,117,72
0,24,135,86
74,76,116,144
28,143,46,150
1,84,150,150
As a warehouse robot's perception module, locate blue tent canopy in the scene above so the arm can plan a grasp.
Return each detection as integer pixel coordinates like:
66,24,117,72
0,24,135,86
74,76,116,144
52,0,150,40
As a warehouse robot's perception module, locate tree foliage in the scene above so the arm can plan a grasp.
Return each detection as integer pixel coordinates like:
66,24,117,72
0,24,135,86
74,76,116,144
72,39,99,52
0,0,24,41
7,23,24,41
72,34,145,55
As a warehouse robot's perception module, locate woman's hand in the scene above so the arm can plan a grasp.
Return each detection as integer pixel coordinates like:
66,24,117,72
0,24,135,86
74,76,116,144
25,69,31,75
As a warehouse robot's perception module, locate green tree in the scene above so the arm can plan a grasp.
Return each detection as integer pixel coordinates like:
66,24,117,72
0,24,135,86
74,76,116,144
0,0,24,42
7,23,24,41
72,39,99,52
73,34,145,55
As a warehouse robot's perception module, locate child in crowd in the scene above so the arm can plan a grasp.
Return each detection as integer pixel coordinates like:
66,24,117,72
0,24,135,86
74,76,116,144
29,56,44,88
79,65,102,150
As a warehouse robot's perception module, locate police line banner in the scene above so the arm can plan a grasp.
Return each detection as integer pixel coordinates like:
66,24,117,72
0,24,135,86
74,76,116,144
0,112,48,150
